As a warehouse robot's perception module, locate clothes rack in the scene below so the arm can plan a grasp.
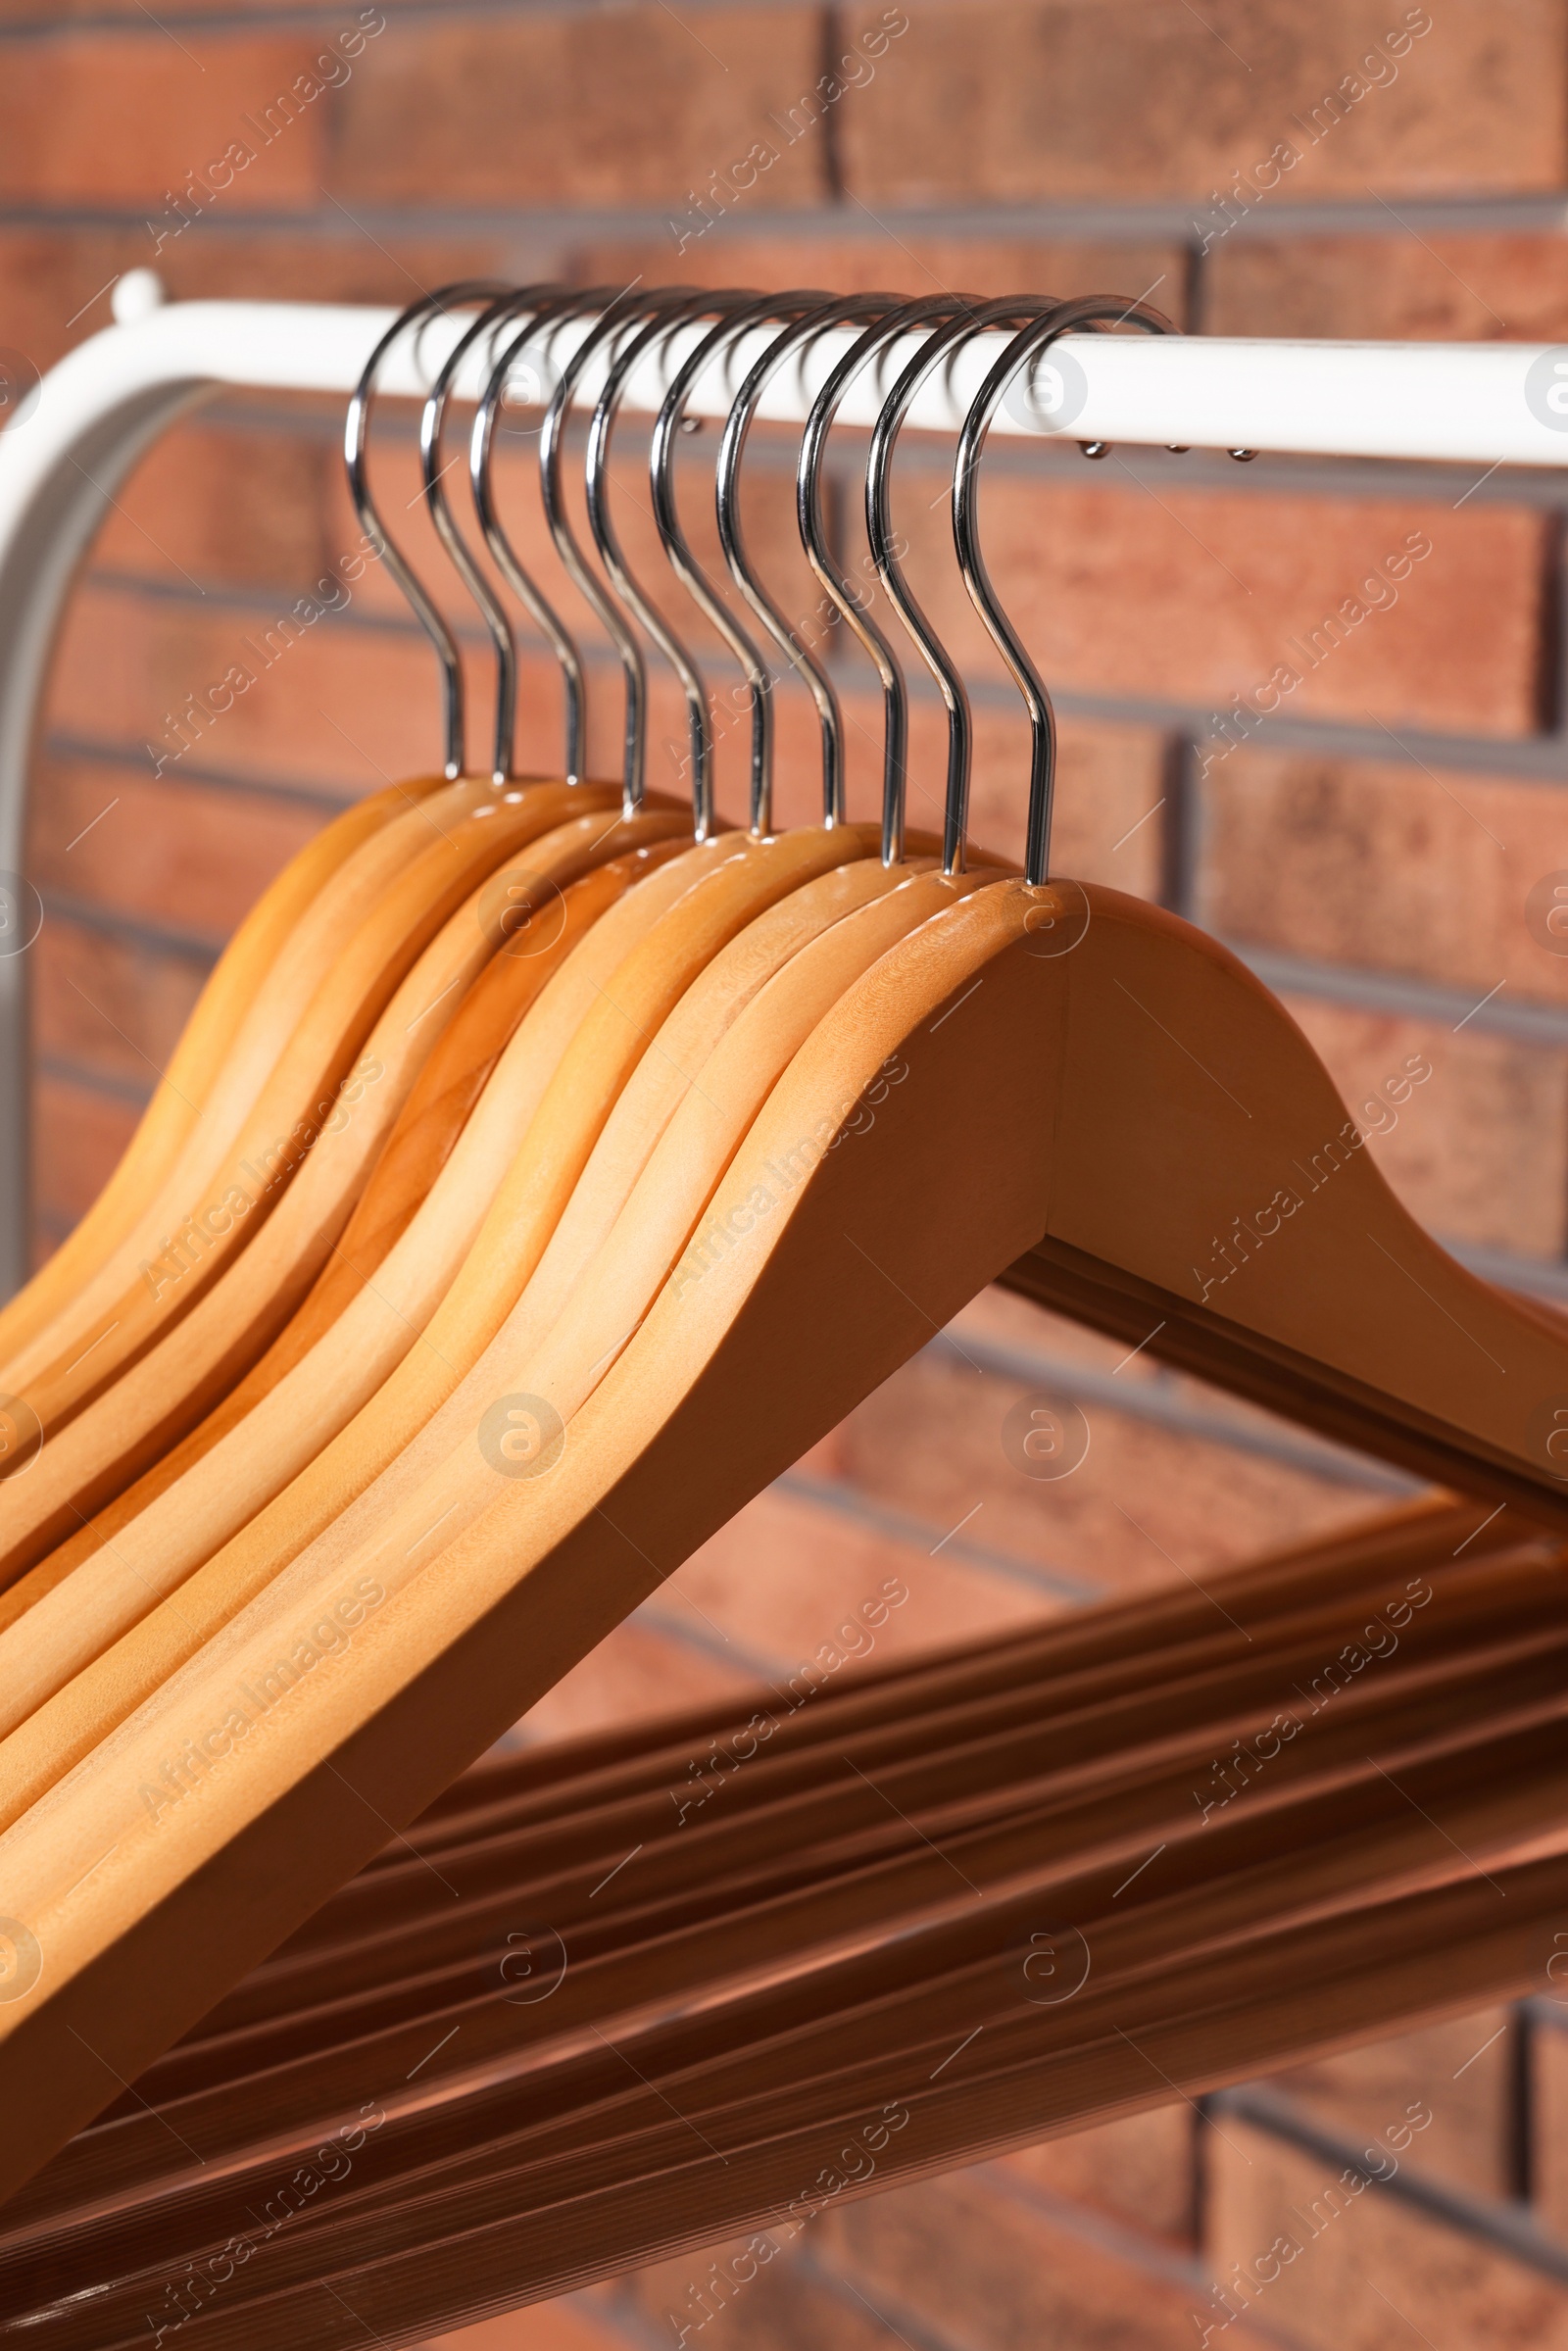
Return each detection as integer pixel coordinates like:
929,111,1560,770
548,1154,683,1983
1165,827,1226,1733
0,269,1562,1296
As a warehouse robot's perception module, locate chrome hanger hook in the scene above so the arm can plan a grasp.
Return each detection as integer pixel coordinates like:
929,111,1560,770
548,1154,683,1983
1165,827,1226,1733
798,293,977,866
650,291,833,841
954,293,1174,885
540,286,699,822
474,286,619,788
587,289,758,844
345,280,512,780
422,283,563,785
866,297,1057,877
716,294,900,832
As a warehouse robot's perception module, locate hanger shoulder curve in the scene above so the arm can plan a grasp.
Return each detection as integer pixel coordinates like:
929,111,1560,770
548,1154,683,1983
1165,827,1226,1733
0,882,1060,2199
0,774,480,1401
3,782,628,1443
999,883,1568,1527
0,834,734,1819
0,778,449,1373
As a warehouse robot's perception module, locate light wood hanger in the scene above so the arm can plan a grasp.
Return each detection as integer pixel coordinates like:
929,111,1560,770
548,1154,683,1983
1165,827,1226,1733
0,777,446,1375
0,292,1001,1789
0,284,545,1392
0,774,480,1403
0,823,692,1667
0,822,883,1788
3,1496,1567,2267
0,770,639,1466
0,307,1060,2147
0,833,688,1647
186,846,965,1611
0,285,699,1629
9,290,1568,2206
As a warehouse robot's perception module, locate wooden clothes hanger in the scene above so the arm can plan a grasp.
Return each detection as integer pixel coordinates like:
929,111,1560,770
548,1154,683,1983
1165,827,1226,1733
0,775,448,1377
0,293,1067,2153
0,774,472,1403
0,294,968,1788
0,285,628,1435
0,287,564,1395
4,1497,1568,2345
0,823,699,1734
5,290,1568,2200
0,285,749,1559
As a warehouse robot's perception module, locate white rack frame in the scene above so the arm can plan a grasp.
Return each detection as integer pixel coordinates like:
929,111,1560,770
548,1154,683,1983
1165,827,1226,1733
0,279,1564,1298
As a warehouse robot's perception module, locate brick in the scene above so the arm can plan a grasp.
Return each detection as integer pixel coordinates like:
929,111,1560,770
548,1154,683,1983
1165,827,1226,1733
1206,2112,1568,2348
668,1471,1060,1673
1208,231,1568,342
1286,995,1568,1255
839,0,1568,205
0,226,516,373
1264,2005,1517,2203
998,2105,1197,2245
1203,751,1568,1011
1532,2015,1568,2236
29,755,323,941
831,1329,1386,1603
332,7,829,210
33,913,208,1095
515,1615,756,1749
0,0,422,17
893,474,1547,740
811,2165,1278,2350
967,715,1166,896
611,2227,910,2349
0,30,348,209
44,579,450,793
32,1068,140,1233
568,230,1191,317
415,2296,628,2351
92,416,339,597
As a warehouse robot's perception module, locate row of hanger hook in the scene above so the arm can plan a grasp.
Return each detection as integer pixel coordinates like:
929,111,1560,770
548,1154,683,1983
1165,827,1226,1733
345,282,1175,887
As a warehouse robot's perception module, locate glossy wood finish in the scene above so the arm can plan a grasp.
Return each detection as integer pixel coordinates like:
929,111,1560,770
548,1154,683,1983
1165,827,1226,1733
1,781,626,1444
0,778,448,1371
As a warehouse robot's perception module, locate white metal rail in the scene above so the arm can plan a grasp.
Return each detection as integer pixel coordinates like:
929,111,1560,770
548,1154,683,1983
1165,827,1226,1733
0,273,1565,1296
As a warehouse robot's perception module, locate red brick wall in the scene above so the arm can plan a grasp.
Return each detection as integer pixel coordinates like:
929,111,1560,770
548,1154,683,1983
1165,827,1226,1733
7,1,1568,2343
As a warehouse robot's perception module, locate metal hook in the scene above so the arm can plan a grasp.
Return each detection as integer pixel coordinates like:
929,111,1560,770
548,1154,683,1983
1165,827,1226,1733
421,284,563,784
866,297,1057,877
473,285,619,788
539,287,700,821
345,279,511,779
716,294,901,832
954,293,1174,884
585,289,756,844
797,293,979,867
650,291,833,840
